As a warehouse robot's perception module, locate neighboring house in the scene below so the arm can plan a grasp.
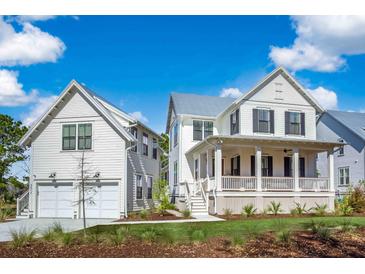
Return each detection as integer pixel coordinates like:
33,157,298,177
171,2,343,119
317,110,365,196
166,67,341,216
16,80,160,219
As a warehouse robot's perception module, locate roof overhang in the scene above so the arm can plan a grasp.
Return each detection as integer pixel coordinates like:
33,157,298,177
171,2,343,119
186,135,343,156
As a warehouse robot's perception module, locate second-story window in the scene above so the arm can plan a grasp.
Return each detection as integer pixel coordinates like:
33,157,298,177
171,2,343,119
147,176,153,199
143,133,148,156
204,121,213,138
193,120,203,141
78,123,92,150
136,174,143,199
285,111,305,136
173,122,178,147
152,138,158,160
62,124,76,150
230,109,240,135
131,127,138,152
253,109,274,134
338,139,345,156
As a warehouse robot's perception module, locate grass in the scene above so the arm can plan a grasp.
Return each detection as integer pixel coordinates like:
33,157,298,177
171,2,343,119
82,216,365,244
10,228,37,248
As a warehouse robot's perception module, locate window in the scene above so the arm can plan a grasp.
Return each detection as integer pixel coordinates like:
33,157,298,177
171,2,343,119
339,167,350,186
78,124,92,150
147,176,153,199
193,120,203,141
338,139,344,156
136,174,143,199
289,112,301,135
173,161,178,186
230,109,240,135
231,155,240,176
262,156,269,177
250,155,273,177
258,109,270,133
284,157,305,177
152,138,158,160
194,158,199,180
131,127,138,152
142,133,148,156
204,121,213,138
173,122,178,147
62,124,76,150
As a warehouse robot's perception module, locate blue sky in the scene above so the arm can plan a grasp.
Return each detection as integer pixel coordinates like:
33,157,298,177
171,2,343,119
1,15,365,134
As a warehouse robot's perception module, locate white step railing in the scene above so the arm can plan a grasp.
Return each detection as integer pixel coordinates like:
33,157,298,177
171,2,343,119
262,177,294,191
299,177,329,191
16,190,29,216
222,176,257,191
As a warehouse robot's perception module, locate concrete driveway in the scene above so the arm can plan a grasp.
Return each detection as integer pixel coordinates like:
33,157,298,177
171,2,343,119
0,218,113,242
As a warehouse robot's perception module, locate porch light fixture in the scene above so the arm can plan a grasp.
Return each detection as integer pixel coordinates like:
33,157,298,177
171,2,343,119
49,172,56,178
93,172,100,178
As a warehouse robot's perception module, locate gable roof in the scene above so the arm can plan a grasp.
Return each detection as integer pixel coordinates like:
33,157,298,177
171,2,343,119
325,110,365,141
217,66,325,117
18,80,158,147
166,92,235,132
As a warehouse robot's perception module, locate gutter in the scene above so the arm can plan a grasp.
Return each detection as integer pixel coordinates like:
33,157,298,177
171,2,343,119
124,142,135,218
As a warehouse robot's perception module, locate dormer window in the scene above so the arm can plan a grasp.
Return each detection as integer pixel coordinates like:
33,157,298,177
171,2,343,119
230,109,240,135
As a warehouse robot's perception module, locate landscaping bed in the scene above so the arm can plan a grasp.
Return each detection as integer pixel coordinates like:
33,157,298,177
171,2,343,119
114,212,189,222
1,216,365,258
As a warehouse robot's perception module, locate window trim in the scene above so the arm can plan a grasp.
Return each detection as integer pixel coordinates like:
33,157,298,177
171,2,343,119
257,109,271,134
338,167,350,186
193,119,214,141
130,127,138,153
173,161,178,186
135,174,143,200
146,175,153,199
173,122,178,147
338,139,345,156
62,124,76,151
142,132,149,156
230,109,240,135
152,138,158,160
77,123,92,150
61,122,93,151
287,111,302,136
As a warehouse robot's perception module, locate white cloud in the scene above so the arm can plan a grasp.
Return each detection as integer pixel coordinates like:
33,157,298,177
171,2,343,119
129,111,149,124
22,95,58,126
269,16,365,72
308,86,338,110
0,69,38,106
16,16,57,23
219,88,242,98
0,17,66,66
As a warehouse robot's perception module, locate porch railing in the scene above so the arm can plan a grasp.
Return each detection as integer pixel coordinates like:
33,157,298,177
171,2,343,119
222,176,257,191
262,177,294,191
16,189,29,216
299,177,329,191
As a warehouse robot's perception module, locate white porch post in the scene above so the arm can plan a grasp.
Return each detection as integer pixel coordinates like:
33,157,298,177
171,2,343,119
328,149,335,192
215,144,222,191
255,146,262,191
293,148,300,191
206,150,211,191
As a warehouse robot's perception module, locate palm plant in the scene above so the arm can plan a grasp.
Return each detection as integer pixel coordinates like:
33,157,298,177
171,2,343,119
313,203,328,216
267,201,283,215
241,204,257,218
291,202,308,215
223,208,233,218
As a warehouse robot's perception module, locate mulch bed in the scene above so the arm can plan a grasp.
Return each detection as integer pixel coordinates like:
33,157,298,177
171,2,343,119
1,228,365,258
114,212,188,222
218,213,365,221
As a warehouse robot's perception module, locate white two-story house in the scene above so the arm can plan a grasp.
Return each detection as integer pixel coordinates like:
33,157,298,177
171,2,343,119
166,67,341,215
17,80,160,219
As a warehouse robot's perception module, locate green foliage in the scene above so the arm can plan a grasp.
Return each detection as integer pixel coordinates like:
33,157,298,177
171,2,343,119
140,229,158,243
313,203,328,216
42,228,57,242
242,222,263,240
336,196,354,216
140,209,149,220
51,222,64,234
223,208,233,218
107,227,128,246
241,204,257,218
0,115,28,203
10,228,36,248
347,185,365,213
304,220,331,240
267,201,283,215
230,233,244,246
0,206,13,221
182,209,191,218
153,179,174,215
340,218,354,232
317,226,331,241
291,202,309,215
276,230,292,244
190,229,206,243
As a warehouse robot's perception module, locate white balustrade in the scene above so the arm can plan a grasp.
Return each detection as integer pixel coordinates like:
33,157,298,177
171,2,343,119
299,177,330,191
222,176,257,191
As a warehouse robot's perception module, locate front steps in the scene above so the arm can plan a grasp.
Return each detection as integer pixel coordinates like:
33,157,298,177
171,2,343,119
16,208,30,219
190,196,208,216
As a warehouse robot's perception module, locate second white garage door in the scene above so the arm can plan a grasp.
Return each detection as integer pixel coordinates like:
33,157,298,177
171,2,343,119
83,183,120,219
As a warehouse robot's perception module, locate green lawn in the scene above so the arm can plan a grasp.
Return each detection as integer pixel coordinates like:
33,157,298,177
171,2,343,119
85,216,365,243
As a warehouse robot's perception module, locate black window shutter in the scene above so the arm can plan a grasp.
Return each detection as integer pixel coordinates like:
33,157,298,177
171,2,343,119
300,157,305,177
285,112,290,134
237,156,241,176
284,157,290,177
236,109,240,134
230,158,234,175
300,113,305,136
252,109,258,133
230,114,233,135
268,156,273,177
270,110,275,134
250,155,255,176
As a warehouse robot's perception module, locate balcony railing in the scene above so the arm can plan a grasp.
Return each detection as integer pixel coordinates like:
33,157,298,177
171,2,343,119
221,176,330,192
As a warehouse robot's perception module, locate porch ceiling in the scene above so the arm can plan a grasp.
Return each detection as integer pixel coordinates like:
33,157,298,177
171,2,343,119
186,135,343,156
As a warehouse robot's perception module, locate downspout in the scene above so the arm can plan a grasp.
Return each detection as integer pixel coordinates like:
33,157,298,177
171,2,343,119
124,141,136,218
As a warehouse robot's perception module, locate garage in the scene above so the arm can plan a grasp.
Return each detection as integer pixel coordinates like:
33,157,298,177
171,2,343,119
38,183,74,218
83,182,120,219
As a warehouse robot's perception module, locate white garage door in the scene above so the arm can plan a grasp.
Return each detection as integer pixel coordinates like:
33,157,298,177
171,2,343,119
83,183,119,219
38,183,74,218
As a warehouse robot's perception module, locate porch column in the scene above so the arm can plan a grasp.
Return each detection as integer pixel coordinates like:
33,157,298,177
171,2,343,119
206,150,211,191
293,148,300,191
215,144,222,191
327,149,335,192
255,146,262,191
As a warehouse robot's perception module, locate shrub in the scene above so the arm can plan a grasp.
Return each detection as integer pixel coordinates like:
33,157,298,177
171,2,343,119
267,201,283,215
223,208,233,219
273,219,287,232
231,233,244,246
60,233,74,246
337,196,354,216
10,228,37,248
340,218,353,232
243,223,263,240
42,228,57,242
0,207,13,221
276,230,292,244
182,209,191,218
347,185,365,213
313,203,328,216
141,229,158,243
155,228,178,244
241,204,257,218
190,229,206,243
291,202,308,215
107,227,127,246
317,226,331,241
51,222,64,234
140,209,149,220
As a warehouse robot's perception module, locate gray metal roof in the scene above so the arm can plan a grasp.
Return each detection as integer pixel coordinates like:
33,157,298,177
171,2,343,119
327,110,365,140
171,92,236,117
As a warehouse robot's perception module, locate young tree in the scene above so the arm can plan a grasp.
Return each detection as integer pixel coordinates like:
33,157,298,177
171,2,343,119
0,115,28,202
